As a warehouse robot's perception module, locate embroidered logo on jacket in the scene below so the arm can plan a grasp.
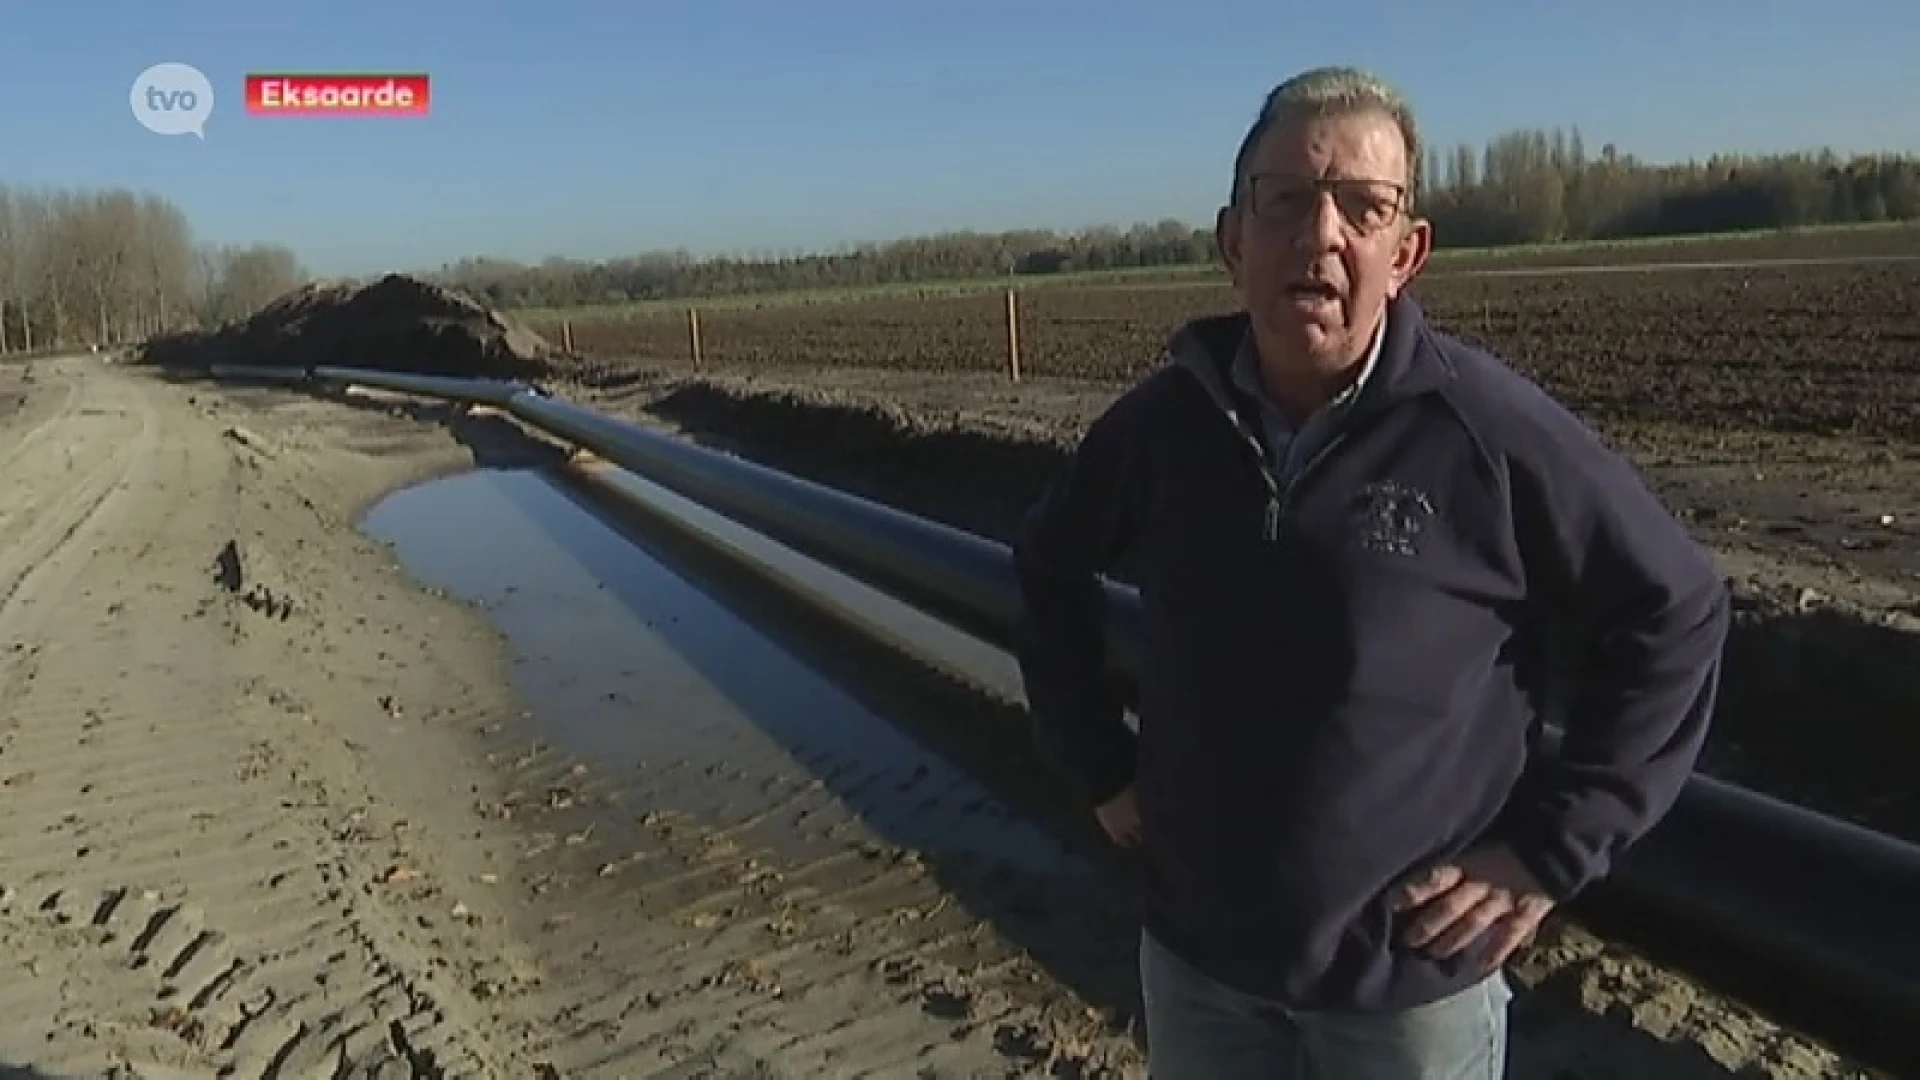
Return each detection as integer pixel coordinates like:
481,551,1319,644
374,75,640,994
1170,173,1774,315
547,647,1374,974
1351,481,1434,556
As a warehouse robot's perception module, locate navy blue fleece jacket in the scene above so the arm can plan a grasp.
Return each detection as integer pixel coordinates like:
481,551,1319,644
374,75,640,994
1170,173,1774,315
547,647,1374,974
1011,293,1730,1012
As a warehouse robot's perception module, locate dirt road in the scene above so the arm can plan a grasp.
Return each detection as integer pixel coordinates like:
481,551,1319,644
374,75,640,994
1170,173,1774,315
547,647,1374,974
0,357,1891,1078
0,357,535,1077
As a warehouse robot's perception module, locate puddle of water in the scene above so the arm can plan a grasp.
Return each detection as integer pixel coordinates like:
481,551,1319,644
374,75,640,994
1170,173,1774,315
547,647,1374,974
360,465,1082,877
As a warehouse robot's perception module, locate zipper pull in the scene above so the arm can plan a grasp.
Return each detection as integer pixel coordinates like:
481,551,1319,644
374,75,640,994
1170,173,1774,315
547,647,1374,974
1263,496,1280,542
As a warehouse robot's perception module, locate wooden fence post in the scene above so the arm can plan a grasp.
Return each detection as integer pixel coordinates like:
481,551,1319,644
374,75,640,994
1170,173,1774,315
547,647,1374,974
1004,289,1021,382
560,319,574,353
688,307,703,367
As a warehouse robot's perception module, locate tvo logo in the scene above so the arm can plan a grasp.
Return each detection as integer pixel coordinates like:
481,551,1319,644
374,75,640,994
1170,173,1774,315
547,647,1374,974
130,63,215,139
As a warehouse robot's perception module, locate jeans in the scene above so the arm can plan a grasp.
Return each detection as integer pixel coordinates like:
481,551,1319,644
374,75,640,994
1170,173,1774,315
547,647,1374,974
1139,930,1513,1079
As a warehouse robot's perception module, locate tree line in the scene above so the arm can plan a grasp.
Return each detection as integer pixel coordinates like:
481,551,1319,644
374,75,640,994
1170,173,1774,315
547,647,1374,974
1419,129,1920,247
8,124,1918,344
434,128,1920,310
0,184,307,354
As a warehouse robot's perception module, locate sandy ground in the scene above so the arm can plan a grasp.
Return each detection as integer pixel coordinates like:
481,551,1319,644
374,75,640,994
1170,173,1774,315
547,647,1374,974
0,356,1896,1079
0,356,537,1078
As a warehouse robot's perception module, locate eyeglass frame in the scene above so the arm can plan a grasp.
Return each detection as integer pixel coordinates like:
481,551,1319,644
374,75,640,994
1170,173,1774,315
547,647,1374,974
1238,172,1414,236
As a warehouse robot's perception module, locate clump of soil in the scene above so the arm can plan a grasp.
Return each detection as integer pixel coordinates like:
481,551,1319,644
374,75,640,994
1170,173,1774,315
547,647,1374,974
137,273,565,380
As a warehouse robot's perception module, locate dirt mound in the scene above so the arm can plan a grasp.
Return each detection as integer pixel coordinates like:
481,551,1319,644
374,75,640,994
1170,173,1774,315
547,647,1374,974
137,273,563,380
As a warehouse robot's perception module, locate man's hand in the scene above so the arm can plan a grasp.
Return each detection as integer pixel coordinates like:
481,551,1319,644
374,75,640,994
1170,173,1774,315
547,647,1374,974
1094,786,1142,847
1392,844,1554,974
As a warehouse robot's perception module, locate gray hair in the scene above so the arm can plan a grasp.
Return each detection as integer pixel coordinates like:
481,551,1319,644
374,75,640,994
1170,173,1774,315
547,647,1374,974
1228,66,1422,206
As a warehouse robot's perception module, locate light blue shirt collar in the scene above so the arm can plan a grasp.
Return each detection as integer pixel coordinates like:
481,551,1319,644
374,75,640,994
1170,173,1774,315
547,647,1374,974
1229,313,1387,481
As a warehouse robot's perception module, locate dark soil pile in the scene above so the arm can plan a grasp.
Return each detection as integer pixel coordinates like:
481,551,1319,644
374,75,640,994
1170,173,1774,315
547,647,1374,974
136,274,565,380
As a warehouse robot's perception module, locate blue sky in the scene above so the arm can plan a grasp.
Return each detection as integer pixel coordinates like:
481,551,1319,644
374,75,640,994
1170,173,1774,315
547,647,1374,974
6,0,1915,277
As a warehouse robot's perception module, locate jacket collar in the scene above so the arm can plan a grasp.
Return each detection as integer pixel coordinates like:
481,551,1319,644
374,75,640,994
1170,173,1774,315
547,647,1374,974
1229,309,1385,430
1167,291,1454,425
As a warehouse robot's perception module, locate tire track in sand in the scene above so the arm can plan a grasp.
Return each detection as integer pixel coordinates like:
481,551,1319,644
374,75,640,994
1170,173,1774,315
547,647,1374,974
0,363,83,478
0,363,518,1078
466,689,1144,1076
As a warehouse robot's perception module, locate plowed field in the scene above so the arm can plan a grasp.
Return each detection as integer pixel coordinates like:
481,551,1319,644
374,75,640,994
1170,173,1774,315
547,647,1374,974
547,254,1920,446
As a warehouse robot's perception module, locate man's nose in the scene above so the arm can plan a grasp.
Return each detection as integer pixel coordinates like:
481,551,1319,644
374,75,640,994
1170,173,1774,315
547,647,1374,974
1291,190,1347,254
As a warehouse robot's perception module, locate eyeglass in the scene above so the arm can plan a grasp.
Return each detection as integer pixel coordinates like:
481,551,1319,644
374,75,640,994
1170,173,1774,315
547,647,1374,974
1244,173,1408,235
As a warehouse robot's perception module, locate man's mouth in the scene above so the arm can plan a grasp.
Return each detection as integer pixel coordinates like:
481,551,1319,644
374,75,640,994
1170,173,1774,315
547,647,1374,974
1286,281,1341,304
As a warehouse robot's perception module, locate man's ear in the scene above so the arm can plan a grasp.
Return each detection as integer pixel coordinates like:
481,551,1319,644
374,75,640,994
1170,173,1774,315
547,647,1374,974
1216,205,1243,285
1389,216,1433,297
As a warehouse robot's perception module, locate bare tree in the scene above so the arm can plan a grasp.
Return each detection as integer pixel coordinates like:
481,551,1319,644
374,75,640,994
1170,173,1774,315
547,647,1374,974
74,189,140,344
27,189,83,345
0,187,14,353
132,195,197,339
8,189,52,351
200,243,307,326
0,181,303,352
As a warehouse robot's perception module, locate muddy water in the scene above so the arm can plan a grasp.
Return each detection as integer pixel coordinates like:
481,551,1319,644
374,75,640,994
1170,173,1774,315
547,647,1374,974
360,463,1088,876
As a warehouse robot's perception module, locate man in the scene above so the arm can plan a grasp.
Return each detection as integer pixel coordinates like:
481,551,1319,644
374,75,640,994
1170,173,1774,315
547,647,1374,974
1011,66,1729,1078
